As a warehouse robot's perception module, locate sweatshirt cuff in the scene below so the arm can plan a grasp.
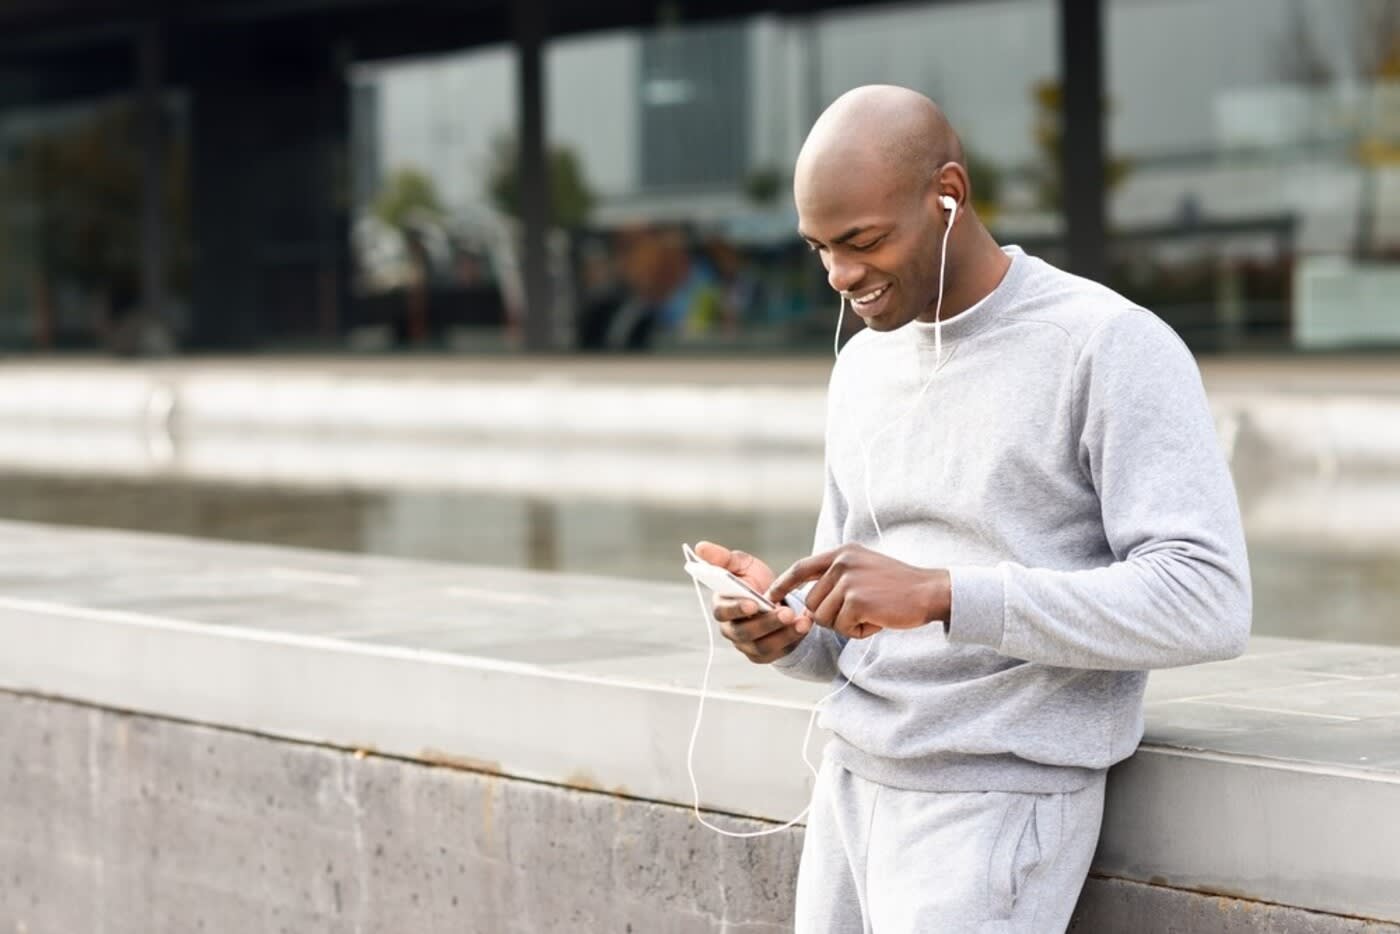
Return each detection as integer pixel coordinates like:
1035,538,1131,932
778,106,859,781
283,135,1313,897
947,565,1007,650
771,626,822,670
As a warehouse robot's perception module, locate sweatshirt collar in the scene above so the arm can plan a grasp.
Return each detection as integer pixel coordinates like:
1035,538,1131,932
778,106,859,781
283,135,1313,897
906,245,1027,347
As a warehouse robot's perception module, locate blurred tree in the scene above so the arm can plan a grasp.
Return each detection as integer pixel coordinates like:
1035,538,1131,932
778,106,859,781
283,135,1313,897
1351,1,1400,258
370,166,443,345
963,145,1003,222
1029,79,1132,215
743,166,783,205
0,100,189,348
372,166,445,229
486,135,595,229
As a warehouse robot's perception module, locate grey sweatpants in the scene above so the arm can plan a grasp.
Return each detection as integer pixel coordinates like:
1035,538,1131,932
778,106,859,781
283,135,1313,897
794,760,1106,933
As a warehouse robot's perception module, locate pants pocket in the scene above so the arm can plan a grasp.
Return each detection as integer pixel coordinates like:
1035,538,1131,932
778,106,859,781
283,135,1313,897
986,794,1047,921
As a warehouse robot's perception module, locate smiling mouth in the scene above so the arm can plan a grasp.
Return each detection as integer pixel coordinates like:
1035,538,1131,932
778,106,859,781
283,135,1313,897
849,284,890,309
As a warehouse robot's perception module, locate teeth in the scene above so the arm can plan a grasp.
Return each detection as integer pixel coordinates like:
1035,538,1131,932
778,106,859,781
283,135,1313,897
853,285,888,305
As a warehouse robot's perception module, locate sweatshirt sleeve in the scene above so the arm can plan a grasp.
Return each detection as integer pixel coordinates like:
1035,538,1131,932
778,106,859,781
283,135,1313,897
946,310,1252,671
772,451,848,683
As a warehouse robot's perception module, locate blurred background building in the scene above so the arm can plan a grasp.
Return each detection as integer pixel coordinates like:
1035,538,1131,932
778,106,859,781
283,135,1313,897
2,0,1397,357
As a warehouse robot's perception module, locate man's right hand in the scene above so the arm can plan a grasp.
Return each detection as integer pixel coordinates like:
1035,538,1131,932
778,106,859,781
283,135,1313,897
693,540,811,664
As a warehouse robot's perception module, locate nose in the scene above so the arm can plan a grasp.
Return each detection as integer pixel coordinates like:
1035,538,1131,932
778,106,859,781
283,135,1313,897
827,254,864,294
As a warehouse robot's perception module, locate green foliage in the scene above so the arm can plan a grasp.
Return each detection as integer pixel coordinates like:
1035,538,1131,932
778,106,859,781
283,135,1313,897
1030,79,1132,213
486,135,595,229
372,166,445,230
0,101,190,296
743,166,783,205
963,145,1003,220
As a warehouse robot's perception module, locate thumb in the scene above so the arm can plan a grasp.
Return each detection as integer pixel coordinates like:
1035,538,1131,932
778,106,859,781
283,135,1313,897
692,540,731,567
695,541,762,580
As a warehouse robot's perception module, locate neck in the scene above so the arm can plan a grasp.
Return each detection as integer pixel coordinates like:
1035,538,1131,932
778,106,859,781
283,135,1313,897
917,220,1011,324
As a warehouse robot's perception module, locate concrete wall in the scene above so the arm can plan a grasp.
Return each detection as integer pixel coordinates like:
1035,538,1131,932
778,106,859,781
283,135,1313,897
0,691,800,934
4,691,1394,934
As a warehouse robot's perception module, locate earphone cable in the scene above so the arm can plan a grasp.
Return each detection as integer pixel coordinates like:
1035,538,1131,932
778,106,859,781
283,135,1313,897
686,210,954,837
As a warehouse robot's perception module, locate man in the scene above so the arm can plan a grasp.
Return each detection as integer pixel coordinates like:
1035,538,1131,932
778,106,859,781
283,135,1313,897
695,85,1251,932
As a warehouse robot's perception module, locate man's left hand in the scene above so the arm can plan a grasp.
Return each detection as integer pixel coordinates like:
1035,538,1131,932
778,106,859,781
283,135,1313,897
767,544,951,640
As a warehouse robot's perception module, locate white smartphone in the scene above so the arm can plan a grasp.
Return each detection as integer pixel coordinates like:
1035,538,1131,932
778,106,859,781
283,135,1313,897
681,543,808,614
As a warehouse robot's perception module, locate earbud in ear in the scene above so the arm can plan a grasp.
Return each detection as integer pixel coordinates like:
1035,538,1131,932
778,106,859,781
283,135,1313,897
939,195,958,218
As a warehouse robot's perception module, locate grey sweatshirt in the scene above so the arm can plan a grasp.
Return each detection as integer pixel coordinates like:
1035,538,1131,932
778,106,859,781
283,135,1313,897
774,246,1252,794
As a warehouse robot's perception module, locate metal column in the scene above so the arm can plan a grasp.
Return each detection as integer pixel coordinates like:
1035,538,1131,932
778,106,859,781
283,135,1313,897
1060,0,1107,282
514,0,553,351
137,21,167,341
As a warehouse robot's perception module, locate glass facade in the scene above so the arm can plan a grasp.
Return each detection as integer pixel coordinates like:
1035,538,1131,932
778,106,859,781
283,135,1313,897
348,46,521,351
0,0,1396,354
345,2,1061,353
0,90,190,354
1103,0,1400,350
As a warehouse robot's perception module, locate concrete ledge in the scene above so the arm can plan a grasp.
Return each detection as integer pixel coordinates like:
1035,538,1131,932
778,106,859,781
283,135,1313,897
1,521,1398,925
4,692,1396,934
1071,877,1400,934
1097,747,1400,920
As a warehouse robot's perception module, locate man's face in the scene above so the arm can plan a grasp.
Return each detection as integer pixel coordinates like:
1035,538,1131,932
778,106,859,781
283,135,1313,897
795,162,943,332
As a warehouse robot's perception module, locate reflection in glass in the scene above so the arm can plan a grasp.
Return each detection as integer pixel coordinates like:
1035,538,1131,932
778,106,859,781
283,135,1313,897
344,4,1063,353
1106,0,1400,350
348,47,523,351
0,95,188,353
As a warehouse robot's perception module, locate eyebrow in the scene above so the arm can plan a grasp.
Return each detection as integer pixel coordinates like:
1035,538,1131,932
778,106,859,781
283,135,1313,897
798,225,877,246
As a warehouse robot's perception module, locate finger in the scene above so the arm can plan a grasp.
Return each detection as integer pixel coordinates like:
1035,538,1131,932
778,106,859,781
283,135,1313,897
694,539,758,578
768,548,839,603
773,603,813,631
835,599,869,640
801,567,840,619
732,623,807,664
810,580,847,633
751,624,807,661
720,613,787,646
693,540,732,568
728,549,757,577
712,596,761,622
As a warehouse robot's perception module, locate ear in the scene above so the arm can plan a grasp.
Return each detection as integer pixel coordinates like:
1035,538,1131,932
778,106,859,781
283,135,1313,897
933,161,971,221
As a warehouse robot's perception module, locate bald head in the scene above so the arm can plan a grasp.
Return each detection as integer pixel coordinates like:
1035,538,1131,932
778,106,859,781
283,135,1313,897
793,86,993,332
796,85,964,204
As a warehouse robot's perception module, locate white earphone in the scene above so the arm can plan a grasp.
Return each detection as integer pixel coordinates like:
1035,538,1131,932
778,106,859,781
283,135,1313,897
933,194,958,365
